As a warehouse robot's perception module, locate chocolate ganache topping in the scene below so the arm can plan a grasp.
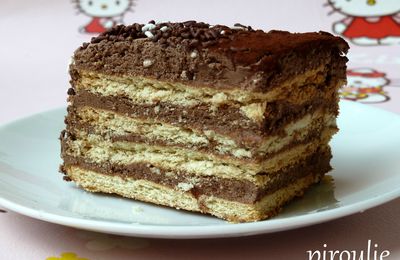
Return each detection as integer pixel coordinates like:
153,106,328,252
72,21,349,91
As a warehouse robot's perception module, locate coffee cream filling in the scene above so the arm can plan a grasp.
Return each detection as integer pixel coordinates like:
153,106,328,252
73,106,337,158
74,65,332,123
63,130,333,183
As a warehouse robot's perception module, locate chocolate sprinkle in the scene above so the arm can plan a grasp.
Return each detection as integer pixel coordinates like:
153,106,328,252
233,23,253,31
84,21,253,50
0,209,6,213
67,88,76,95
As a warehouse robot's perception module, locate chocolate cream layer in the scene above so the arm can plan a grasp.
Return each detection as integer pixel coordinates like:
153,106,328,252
68,90,338,146
69,56,344,130
61,128,333,182
65,106,337,161
61,147,331,204
71,22,348,92
71,62,332,112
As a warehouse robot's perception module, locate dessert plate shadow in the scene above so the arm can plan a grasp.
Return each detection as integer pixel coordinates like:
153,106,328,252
0,100,399,239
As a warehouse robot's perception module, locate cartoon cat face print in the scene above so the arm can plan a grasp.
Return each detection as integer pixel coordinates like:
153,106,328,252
329,0,400,17
347,71,389,89
74,0,134,33
328,0,400,45
77,0,132,17
340,68,390,103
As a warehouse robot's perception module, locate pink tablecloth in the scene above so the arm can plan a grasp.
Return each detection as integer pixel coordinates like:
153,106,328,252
0,0,399,259
0,200,399,260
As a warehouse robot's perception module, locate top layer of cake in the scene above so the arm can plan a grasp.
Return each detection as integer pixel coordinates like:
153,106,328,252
71,21,349,92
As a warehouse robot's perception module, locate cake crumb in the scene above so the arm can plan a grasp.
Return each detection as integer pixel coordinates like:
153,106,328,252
149,167,161,175
132,206,144,213
240,102,266,122
177,182,194,192
143,59,153,67
190,51,198,58
211,92,228,105
180,70,189,80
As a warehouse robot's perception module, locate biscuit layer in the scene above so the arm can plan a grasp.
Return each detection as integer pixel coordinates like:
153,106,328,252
63,165,325,222
66,106,337,159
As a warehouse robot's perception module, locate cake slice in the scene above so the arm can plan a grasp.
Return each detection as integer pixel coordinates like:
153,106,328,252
60,21,349,222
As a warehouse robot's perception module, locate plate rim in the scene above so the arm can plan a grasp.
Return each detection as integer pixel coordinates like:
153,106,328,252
0,190,398,239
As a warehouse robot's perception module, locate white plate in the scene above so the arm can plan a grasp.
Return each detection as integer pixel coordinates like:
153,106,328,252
0,101,399,239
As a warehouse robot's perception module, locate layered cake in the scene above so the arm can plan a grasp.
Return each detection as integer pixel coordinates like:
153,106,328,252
60,21,349,222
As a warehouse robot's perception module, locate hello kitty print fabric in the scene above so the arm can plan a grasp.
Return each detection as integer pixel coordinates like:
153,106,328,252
340,68,391,103
328,0,400,46
74,0,135,33
326,1,400,105
0,1,400,259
